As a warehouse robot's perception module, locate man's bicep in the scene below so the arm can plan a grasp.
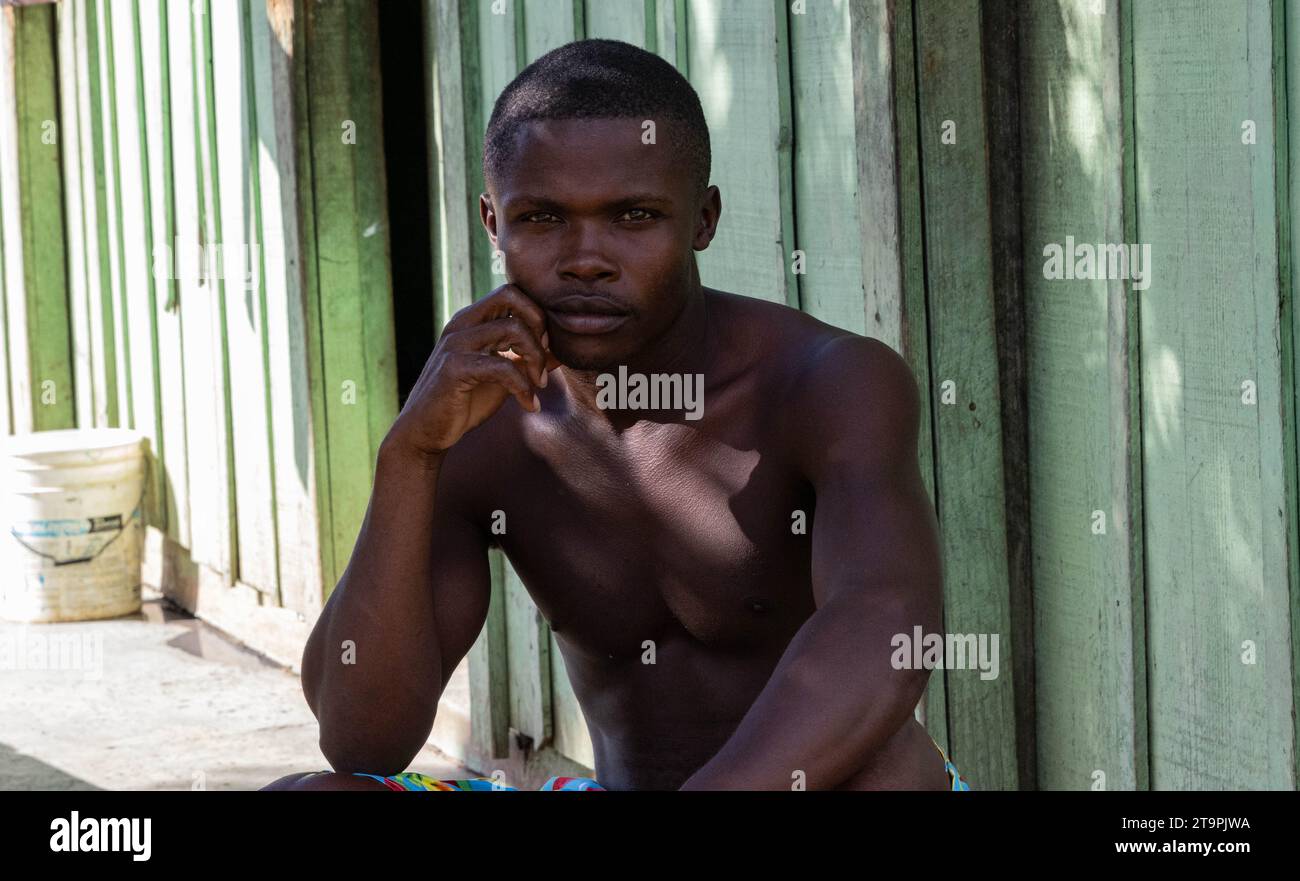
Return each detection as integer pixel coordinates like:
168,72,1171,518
799,336,942,612
809,464,942,617
429,455,494,694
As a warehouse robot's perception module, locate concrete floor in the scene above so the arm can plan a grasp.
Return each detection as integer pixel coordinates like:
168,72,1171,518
0,590,468,790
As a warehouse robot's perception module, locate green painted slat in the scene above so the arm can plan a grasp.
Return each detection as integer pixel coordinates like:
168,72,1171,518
653,0,680,66
56,3,94,428
251,0,323,618
524,0,580,58
140,0,191,547
0,6,15,435
289,0,335,601
188,0,236,579
583,0,643,44
1019,0,1146,791
75,0,117,429
302,0,398,589
789,0,863,334
913,0,1019,789
106,0,164,521
93,0,133,432
549,628,594,769
2,4,74,433
211,0,279,596
161,0,206,555
891,0,946,753
505,564,552,745
1134,0,1295,790
1284,0,1300,791
685,0,796,306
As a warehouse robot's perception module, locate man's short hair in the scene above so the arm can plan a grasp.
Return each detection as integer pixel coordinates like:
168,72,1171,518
483,38,711,198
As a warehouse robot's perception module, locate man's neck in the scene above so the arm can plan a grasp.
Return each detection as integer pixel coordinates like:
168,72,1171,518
559,284,714,430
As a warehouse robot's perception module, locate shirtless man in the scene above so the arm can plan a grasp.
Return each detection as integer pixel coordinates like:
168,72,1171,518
263,38,955,791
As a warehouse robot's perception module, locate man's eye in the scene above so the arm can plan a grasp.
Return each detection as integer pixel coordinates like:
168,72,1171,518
522,212,559,223
619,208,656,222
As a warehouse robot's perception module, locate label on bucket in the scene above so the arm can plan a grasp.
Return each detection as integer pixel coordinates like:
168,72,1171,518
1,510,143,623
10,515,128,565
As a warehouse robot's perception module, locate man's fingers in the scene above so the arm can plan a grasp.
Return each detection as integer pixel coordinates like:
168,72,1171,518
462,353,539,412
444,318,548,387
445,284,547,347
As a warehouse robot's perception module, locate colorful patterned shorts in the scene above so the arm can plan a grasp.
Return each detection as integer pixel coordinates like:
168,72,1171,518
350,773,604,791
931,737,973,791
344,743,971,792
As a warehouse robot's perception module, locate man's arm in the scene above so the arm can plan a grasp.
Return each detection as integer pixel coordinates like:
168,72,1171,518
300,439,492,775
300,283,549,775
679,335,943,790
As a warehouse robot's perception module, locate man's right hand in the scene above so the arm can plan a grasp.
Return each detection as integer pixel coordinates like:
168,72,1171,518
385,284,560,460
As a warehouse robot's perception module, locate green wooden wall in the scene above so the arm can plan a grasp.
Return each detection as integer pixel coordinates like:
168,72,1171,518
2,0,1297,790
1020,0,1300,791
0,0,400,628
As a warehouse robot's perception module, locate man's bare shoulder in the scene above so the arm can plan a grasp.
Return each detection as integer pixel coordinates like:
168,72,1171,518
711,290,921,476
707,288,910,405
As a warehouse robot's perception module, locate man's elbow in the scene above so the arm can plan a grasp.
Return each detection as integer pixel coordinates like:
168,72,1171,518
317,726,423,777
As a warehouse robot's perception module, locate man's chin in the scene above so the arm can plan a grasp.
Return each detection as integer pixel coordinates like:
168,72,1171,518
552,339,629,372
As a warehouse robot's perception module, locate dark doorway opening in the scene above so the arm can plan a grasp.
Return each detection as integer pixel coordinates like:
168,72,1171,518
377,0,434,406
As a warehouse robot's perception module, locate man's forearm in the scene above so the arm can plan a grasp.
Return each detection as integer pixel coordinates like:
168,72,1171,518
679,587,931,790
302,440,447,773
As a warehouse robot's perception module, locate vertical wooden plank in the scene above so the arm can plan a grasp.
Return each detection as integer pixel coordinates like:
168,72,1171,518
291,0,333,598
549,629,594,768
302,0,398,591
913,0,1019,789
73,0,118,429
426,0,511,760
1018,0,1146,790
653,0,681,66
583,0,643,44
789,0,865,334
57,2,94,428
1,3,75,433
685,0,796,307
524,0,580,57
211,0,280,596
140,0,192,547
188,0,236,579
1136,0,1295,789
505,565,552,745
106,0,164,522
251,0,323,618
93,0,133,431
0,6,23,436
891,0,946,743
1284,0,1300,791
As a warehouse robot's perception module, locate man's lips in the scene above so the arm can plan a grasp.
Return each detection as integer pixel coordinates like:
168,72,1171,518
545,295,630,335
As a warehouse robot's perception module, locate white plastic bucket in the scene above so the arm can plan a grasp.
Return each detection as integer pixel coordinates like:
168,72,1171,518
0,428,147,622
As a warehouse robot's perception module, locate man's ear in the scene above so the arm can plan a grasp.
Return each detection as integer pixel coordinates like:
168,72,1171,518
692,185,721,251
480,193,498,247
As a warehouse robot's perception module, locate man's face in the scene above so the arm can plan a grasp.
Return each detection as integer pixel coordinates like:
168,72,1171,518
481,117,719,371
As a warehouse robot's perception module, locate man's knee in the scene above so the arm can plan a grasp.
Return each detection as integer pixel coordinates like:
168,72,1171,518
260,771,389,791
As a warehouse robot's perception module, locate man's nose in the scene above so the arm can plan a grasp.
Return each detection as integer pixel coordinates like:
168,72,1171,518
556,222,618,281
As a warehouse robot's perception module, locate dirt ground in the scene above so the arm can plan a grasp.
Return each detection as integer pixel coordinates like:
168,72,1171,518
0,591,468,790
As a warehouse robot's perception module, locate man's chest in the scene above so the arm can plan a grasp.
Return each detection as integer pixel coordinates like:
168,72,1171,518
482,422,817,656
